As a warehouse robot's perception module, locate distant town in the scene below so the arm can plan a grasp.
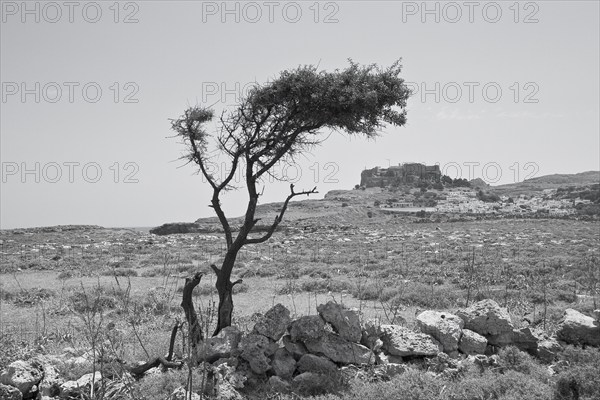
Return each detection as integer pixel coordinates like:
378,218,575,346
360,163,599,217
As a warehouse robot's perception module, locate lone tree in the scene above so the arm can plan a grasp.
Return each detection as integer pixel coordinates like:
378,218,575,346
171,60,410,336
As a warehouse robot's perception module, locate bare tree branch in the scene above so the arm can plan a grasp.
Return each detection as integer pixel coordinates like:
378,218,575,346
245,184,318,245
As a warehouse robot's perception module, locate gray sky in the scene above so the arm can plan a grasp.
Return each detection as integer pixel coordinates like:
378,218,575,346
1,0,599,229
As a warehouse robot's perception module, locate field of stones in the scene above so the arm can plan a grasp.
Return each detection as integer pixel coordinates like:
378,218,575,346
0,215,599,399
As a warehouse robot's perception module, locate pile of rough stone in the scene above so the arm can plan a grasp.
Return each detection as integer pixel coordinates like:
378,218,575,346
1,299,598,399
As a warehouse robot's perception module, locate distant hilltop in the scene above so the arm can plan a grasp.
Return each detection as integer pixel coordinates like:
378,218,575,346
361,162,441,187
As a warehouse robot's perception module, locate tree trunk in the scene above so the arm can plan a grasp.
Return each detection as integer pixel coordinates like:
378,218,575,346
212,255,242,336
181,272,203,348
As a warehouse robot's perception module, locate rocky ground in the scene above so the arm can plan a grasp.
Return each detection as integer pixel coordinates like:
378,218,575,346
1,299,598,399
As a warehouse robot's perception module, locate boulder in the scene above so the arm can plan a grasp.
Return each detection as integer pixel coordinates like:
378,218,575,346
304,331,373,364
268,376,291,393
458,329,487,355
292,372,336,396
253,304,291,341
457,299,514,336
289,315,325,342
379,325,443,357
317,301,362,343
37,363,62,398
416,310,464,352
536,337,562,363
282,335,308,360
271,348,296,380
0,360,43,395
199,326,242,363
297,354,338,375
239,334,278,374
487,327,539,352
60,372,102,399
556,308,600,346
0,383,22,400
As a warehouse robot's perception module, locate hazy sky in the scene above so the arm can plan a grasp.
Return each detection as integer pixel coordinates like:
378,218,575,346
1,0,599,229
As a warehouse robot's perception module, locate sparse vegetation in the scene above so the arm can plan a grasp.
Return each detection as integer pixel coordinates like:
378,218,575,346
0,183,598,398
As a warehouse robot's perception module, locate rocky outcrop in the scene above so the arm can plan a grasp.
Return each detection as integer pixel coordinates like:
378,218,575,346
457,299,514,336
556,308,600,346
149,222,203,236
379,325,443,357
416,310,464,353
317,301,362,343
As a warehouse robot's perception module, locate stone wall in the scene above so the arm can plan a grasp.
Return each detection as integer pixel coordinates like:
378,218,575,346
1,299,598,399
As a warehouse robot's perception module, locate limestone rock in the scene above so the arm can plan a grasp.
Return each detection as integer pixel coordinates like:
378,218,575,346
379,325,443,357
271,348,296,380
459,329,487,355
488,327,539,353
0,360,43,395
304,331,373,364
297,354,338,375
268,376,291,394
375,352,404,365
416,310,464,352
361,319,383,350
199,326,242,363
317,301,362,343
38,363,62,398
536,337,562,363
0,383,22,400
282,335,308,360
289,315,325,342
213,364,245,400
60,372,102,399
457,299,514,336
253,304,291,341
556,308,600,347
292,372,336,396
239,334,278,374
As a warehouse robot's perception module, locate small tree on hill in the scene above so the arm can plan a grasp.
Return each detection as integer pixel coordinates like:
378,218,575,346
171,60,410,336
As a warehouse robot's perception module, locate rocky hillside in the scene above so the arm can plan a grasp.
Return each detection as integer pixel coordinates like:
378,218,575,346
143,171,600,235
